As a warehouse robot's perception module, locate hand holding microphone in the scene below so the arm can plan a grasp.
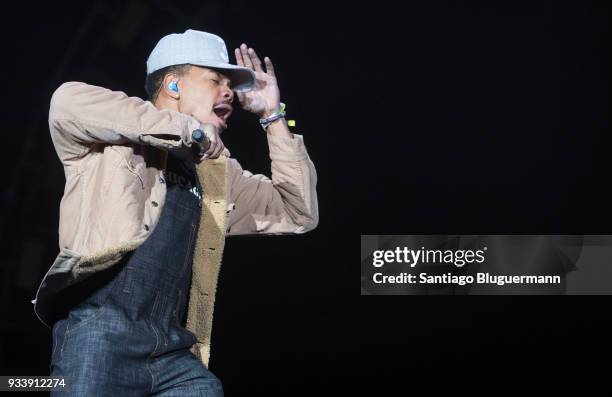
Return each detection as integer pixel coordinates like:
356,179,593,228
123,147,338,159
191,128,210,156
190,123,225,162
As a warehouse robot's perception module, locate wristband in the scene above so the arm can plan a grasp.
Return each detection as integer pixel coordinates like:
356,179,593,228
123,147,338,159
259,102,286,131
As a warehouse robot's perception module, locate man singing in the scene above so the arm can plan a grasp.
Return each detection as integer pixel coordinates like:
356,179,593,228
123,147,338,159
33,29,318,396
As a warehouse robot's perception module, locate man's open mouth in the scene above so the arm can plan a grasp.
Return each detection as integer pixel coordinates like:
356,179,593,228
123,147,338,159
213,103,233,125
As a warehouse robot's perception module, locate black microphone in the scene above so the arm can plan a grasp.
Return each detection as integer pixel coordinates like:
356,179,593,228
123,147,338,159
191,129,211,157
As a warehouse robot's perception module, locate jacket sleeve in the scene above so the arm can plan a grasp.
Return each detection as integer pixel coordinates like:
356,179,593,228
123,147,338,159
226,133,319,236
48,81,201,164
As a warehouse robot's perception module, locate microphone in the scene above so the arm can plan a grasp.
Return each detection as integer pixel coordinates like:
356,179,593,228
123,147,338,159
191,129,211,157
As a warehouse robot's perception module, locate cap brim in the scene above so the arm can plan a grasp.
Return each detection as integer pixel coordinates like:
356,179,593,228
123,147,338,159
194,62,256,92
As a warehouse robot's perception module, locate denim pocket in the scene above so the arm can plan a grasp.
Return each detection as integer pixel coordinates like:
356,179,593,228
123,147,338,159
50,319,65,366
65,300,109,334
63,262,126,333
49,317,73,370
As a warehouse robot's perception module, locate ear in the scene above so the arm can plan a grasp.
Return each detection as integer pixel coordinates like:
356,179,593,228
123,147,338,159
161,73,181,99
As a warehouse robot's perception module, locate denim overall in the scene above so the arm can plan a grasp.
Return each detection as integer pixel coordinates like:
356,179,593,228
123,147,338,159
50,151,224,396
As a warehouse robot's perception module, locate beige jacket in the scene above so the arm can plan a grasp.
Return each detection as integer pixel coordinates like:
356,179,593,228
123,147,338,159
33,81,318,367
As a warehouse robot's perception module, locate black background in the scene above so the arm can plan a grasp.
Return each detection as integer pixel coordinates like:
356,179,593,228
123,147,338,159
1,0,610,395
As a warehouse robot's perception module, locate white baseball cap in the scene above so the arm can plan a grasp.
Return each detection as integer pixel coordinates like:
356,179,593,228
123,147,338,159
146,29,256,92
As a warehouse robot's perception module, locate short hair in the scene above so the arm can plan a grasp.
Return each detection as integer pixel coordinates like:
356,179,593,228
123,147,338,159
144,64,191,102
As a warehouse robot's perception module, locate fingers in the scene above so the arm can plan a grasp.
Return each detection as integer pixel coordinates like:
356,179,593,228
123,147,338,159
264,56,276,78
203,137,225,160
198,143,223,162
197,123,225,161
239,43,253,69
236,43,268,74
234,47,245,67
208,138,225,159
248,47,264,72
